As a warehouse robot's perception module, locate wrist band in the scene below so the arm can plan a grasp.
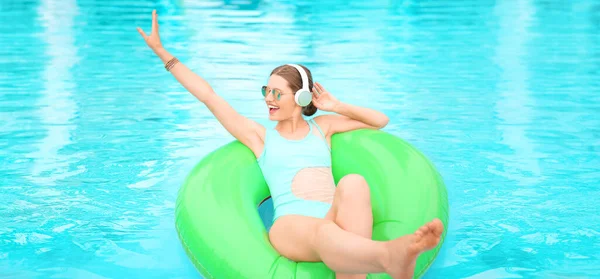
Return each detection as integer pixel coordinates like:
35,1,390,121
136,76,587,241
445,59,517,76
165,57,179,71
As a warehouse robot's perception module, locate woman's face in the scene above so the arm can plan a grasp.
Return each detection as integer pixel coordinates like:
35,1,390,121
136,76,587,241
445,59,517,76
263,74,298,121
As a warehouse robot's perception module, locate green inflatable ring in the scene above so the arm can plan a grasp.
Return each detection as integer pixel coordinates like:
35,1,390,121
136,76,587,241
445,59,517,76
175,129,449,278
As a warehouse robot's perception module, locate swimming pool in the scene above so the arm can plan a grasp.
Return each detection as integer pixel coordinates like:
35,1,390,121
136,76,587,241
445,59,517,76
1,0,598,278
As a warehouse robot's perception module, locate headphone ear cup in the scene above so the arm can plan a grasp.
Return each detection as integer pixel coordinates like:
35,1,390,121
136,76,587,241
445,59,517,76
295,90,312,107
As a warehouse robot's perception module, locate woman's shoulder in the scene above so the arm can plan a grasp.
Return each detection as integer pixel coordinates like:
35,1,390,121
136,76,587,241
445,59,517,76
311,114,337,135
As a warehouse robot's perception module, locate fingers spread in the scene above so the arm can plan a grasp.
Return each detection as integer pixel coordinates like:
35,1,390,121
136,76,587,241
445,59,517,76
315,82,323,92
137,27,148,39
152,9,158,33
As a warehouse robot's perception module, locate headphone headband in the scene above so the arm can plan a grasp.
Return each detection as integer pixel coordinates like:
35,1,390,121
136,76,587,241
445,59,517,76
287,64,309,92
286,63,312,107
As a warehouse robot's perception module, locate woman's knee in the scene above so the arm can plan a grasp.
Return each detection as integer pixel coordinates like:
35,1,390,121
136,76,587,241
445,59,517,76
337,174,371,201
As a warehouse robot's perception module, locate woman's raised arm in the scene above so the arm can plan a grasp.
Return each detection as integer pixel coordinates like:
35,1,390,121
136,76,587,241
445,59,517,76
137,10,264,156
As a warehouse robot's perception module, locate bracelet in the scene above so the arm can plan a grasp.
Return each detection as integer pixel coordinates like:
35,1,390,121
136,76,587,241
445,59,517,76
165,57,180,71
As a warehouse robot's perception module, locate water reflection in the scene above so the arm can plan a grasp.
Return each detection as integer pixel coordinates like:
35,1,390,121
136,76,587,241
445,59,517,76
28,0,80,185
490,0,542,182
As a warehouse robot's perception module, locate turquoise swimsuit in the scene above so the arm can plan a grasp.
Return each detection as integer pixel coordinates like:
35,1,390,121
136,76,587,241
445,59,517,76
257,119,333,221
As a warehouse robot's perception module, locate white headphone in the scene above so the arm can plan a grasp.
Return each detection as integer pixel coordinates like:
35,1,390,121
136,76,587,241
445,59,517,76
287,64,313,107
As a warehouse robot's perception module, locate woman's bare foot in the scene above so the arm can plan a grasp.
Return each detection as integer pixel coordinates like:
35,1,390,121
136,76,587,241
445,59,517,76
383,218,444,279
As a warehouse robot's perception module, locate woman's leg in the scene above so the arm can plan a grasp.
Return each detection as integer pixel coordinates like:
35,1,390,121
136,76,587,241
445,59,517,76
269,215,386,273
269,214,444,278
325,174,373,279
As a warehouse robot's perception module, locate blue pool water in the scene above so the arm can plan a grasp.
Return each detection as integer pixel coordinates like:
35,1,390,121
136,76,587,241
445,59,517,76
1,0,599,278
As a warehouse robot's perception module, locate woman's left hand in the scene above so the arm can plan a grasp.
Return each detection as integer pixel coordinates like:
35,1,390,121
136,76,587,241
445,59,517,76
312,82,340,112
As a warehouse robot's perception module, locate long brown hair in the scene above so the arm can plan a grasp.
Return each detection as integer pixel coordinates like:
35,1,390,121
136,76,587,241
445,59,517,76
270,64,317,116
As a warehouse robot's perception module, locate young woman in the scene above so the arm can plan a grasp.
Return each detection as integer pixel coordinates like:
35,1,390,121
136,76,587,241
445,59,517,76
138,10,443,279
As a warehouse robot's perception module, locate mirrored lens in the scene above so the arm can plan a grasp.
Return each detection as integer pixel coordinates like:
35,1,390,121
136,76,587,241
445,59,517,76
261,86,282,100
261,86,267,96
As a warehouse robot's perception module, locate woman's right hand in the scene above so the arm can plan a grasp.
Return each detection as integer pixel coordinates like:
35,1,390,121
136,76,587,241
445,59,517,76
137,10,163,52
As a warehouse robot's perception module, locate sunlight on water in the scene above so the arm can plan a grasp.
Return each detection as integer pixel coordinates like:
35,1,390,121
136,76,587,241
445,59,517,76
1,0,599,278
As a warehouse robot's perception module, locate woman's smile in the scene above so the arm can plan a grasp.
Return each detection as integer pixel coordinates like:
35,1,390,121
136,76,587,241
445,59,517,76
268,104,280,115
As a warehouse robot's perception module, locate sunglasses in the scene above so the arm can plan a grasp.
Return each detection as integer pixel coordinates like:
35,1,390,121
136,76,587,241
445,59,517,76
261,86,291,100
